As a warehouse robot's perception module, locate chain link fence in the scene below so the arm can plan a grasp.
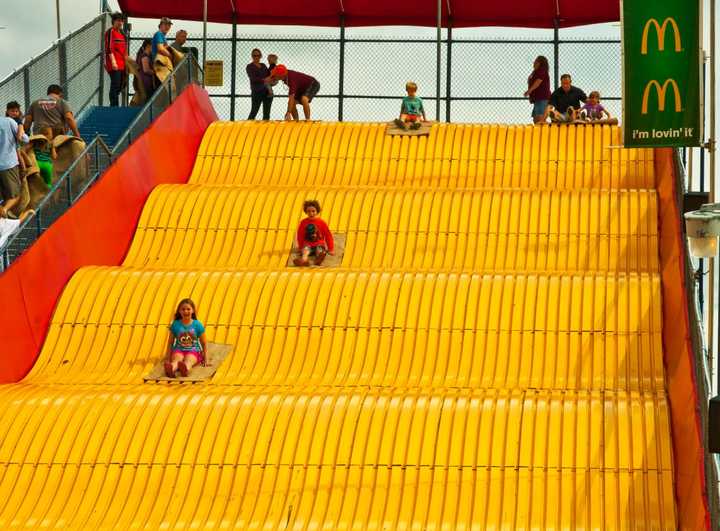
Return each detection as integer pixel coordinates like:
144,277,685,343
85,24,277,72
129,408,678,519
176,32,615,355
0,14,111,120
128,30,621,124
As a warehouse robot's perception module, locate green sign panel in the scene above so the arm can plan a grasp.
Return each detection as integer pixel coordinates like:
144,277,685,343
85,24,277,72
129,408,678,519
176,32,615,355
622,0,702,147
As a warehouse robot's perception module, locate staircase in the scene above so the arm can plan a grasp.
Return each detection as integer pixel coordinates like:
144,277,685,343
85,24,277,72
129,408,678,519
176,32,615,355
77,106,142,150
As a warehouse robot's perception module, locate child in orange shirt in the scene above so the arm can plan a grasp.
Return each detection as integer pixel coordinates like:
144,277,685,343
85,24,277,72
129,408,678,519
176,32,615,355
293,200,334,266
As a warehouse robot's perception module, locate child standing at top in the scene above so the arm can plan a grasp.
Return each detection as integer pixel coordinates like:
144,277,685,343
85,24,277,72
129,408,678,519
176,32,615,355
395,81,426,130
293,200,334,266
579,91,611,121
165,298,208,377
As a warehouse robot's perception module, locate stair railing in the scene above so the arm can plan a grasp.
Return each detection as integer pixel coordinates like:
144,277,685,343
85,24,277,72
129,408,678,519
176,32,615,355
0,53,204,273
0,135,112,272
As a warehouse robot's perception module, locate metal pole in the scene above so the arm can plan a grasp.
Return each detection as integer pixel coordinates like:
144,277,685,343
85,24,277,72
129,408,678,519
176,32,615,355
56,0,61,39
230,13,237,120
339,13,346,122
436,0,442,121
710,0,719,394
203,0,208,87
553,18,560,89
445,20,452,122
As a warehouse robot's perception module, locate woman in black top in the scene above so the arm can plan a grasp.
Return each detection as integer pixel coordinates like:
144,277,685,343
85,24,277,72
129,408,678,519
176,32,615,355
246,48,272,120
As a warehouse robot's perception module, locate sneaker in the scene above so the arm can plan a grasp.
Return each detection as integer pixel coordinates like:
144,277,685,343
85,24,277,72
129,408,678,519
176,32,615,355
393,118,407,130
410,122,422,130
314,251,326,265
177,361,189,377
164,361,175,378
293,258,309,266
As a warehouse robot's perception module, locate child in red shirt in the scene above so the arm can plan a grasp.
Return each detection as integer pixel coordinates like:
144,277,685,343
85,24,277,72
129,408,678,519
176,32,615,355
293,200,334,266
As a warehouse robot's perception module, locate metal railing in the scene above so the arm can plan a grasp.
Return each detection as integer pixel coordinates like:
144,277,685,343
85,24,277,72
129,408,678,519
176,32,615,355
128,30,622,124
0,53,203,272
0,13,110,119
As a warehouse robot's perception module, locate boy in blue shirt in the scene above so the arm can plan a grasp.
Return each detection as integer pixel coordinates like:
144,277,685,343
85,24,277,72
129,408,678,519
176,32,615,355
395,81,426,130
152,17,173,61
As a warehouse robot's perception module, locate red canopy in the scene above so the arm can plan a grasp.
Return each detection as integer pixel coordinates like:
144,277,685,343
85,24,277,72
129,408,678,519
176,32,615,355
117,0,620,28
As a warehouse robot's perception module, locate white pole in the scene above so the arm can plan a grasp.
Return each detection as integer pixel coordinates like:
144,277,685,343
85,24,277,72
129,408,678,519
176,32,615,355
203,0,208,84
710,0,718,392
56,0,61,39
436,0,441,120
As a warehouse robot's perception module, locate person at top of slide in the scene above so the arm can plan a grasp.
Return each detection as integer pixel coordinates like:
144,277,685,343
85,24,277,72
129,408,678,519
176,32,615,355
270,65,320,121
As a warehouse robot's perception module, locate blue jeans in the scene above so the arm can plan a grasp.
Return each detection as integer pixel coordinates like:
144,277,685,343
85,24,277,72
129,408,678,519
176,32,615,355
532,100,548,118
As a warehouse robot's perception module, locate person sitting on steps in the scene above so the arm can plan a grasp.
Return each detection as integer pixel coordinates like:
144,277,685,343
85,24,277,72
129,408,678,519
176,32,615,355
394,81,426,130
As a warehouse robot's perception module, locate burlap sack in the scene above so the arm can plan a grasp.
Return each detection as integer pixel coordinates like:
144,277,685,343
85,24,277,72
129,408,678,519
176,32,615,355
154,47,184,84
126,57,146,107
52,135,88,194
20,137,51,210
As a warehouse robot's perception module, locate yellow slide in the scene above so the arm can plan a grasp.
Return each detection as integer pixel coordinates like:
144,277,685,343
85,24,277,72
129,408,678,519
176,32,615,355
0,122,675,528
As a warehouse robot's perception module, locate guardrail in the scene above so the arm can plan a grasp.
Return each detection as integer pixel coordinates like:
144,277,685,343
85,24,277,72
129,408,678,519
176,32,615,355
0,53,204,272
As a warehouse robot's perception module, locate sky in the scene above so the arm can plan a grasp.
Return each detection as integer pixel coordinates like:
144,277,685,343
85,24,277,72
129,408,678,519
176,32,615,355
0,0,716,128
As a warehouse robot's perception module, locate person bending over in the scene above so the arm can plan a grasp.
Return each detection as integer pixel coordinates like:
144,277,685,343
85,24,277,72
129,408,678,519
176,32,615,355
270,64,320,121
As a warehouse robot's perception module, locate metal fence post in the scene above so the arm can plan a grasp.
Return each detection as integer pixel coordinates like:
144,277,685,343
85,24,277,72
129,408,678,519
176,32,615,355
553,17,560,89
445,19,452,123
231,13,238,121
23,68,31,112
99,15,107,106
436,0,442,121
339,13,346,122
58,41,68,98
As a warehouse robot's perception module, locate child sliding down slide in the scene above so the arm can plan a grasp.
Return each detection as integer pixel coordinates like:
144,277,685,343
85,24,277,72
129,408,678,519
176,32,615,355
293,200,334,266
165,298,208,377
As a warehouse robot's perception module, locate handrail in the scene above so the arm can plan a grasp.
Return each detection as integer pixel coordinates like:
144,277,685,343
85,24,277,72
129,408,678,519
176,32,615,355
1,52,204,272
111,53,204,156
0,135,112,271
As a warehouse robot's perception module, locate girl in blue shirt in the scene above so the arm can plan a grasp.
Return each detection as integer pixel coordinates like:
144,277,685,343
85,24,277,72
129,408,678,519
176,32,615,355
165,298,208,377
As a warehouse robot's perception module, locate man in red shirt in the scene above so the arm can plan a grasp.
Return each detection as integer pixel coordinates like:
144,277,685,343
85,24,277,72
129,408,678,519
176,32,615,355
270,64,320,121
104,13,128,107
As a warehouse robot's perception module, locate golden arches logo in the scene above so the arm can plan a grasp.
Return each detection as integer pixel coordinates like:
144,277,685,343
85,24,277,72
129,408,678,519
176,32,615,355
641,79,682,114
641,18,682,54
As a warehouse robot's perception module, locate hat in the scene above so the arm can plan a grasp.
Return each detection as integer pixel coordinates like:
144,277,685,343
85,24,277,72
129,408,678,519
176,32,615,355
272,64,287,77
160,17,173,25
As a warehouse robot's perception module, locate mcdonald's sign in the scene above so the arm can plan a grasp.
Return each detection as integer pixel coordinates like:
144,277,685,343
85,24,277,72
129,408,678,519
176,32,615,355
641,79,682,114
622,0,702,147
641,18,682,54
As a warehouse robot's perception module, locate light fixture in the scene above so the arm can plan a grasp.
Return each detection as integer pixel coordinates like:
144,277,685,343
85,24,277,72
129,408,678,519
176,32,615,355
684,203,720,258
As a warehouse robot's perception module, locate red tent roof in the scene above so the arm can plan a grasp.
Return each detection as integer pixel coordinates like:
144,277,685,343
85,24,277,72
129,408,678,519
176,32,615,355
116,0,620,28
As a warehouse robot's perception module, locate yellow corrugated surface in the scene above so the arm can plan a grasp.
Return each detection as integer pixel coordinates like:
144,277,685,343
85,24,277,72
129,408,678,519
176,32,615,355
1,123,676,529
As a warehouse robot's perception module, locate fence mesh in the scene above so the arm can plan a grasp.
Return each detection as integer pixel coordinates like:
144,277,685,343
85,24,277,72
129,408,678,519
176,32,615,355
0,14,108,120
129,31,622,124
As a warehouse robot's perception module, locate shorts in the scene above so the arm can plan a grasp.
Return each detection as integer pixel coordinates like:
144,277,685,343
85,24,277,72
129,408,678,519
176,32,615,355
532,100,548,118
303,244,327,256
37,159,53,186
0,166,21,201
298,80,320,102
171,349,202,364
404,114,421,122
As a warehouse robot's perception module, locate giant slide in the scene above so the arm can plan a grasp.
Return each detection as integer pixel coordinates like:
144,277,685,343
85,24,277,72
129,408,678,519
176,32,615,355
0,100,710,528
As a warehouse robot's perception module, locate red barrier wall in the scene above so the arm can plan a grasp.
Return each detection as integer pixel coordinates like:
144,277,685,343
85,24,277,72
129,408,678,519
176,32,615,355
655,148,711,530
0,84,217,383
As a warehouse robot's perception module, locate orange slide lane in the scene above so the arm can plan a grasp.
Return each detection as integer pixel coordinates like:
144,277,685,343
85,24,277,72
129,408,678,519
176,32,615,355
655,147,711,530
0,85,217,383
